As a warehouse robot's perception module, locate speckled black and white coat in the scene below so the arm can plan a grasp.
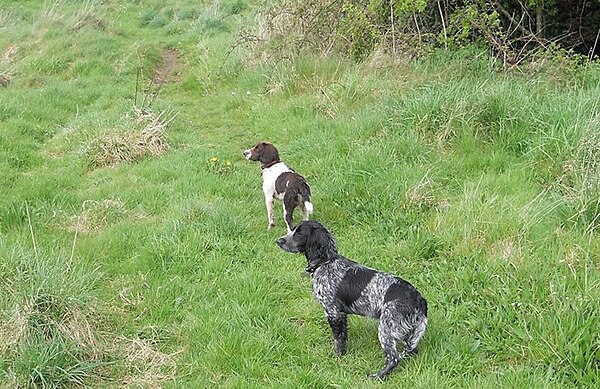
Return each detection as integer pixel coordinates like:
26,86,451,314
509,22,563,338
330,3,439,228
277,220,428,379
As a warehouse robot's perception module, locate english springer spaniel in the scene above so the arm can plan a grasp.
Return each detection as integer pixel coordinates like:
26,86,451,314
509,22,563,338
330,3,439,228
276,220,428,379
243,141,313,233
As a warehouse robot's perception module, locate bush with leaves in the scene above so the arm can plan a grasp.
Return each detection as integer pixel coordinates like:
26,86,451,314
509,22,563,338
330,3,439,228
240,0,600,65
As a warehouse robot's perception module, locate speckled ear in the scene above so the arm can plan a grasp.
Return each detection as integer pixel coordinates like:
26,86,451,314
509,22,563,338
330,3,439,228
305,224,336,270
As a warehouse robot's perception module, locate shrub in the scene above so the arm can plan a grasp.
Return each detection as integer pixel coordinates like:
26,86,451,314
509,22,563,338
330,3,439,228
240,0,600,65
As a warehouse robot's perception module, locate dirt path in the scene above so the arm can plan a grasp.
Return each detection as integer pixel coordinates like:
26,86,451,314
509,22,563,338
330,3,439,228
151,48,178,87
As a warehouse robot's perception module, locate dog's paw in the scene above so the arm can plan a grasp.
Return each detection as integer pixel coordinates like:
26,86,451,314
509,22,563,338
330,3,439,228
367,372,385,381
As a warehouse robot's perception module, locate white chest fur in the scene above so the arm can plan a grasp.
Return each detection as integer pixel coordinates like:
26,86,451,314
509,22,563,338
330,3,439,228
262,162,292,199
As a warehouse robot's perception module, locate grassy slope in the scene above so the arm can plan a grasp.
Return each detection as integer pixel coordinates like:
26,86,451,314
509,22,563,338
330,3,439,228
1,0,599,387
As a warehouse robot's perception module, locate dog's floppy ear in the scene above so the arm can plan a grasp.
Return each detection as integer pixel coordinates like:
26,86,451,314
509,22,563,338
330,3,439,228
304,223,336,272
259,142,280,165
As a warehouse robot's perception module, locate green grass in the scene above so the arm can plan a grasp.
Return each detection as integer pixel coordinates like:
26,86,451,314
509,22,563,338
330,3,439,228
1,0,599,387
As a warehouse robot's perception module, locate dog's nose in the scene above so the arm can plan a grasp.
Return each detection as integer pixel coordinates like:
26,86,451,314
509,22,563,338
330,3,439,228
276,237,285,247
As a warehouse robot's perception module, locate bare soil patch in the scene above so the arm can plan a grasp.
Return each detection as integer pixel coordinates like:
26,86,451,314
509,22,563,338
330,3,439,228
151,48,179,86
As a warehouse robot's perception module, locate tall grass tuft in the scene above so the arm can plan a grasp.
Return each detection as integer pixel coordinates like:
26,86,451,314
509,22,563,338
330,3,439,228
85,107,176,168
0,205,183,387
559,115,600,233
0,222,105,387
3,294,101,387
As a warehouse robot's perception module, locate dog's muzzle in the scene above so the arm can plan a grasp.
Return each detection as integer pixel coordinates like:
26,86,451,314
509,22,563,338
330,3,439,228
243,149,252,159
277,236,297,252
276,237,286,249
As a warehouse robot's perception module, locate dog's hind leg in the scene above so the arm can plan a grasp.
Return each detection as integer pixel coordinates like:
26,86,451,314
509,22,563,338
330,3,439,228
370,322,401,379
299,204,307,221
283,193,296,233
299,201,311,221
297,194,312,221
326,311,348,356
369,305,419,379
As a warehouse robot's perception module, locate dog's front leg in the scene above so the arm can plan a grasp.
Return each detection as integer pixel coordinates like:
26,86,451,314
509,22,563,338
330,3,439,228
265,196,275,229
326,311,348,355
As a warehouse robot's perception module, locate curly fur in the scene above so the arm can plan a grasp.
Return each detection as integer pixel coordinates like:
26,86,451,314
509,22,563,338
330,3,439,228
277,220,428,379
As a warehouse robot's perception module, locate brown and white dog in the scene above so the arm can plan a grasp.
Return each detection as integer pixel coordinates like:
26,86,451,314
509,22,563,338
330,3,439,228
243,141,313,232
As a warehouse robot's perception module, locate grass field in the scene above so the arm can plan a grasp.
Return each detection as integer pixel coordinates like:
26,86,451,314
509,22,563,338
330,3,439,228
1,0,599,387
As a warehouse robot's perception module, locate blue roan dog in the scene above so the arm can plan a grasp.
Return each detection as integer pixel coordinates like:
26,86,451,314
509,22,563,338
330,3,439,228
276,220,428,379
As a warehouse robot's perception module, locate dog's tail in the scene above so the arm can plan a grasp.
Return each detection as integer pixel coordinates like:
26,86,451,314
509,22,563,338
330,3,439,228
404,315,428,355
304,200,314,214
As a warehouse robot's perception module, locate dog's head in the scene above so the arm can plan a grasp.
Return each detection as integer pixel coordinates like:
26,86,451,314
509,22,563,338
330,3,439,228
243,142,280,167
277,220,337,273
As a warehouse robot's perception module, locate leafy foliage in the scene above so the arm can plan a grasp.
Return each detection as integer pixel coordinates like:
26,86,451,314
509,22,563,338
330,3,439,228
244,0,600,64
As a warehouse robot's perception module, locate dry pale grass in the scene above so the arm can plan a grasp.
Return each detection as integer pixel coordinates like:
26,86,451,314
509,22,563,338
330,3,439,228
0,293,182,387
490,237,525,265
0,44,16,64
0,10,15,32
0,44,17,87
70,1,106,33
67,199,149,237
71,15,106,32
406,174,449,210
571,127,600,231
87,107,176,168
69,198,127,233
0,295,99,355
0,303,28,356
239,0,342,65
575,116,600,179
0,73,10,87
552,116,600,231
117,336,184,388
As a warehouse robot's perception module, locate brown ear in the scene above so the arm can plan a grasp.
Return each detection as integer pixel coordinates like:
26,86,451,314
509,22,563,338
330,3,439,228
252,142,263,150
259,143,279,165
